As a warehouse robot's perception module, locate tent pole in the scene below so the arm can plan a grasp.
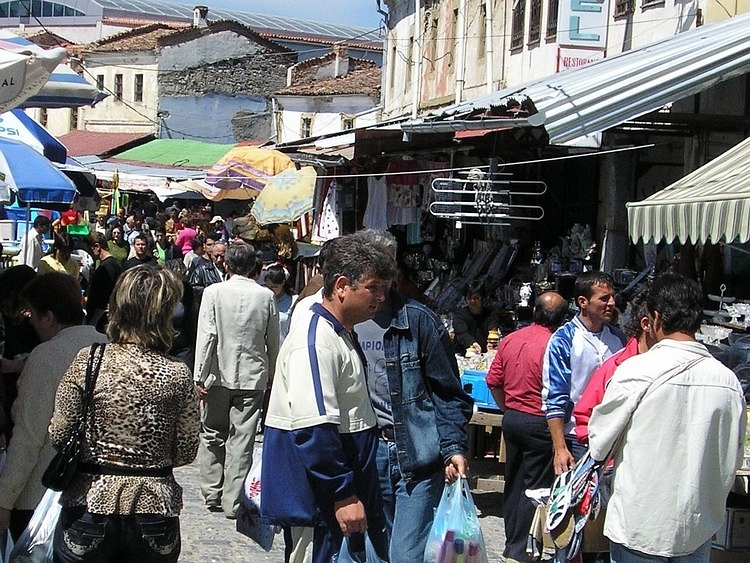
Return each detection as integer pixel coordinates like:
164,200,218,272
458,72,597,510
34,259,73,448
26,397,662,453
24,202,31,265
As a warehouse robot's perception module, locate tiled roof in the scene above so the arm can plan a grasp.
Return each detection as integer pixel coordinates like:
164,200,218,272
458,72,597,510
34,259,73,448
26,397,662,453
276,57,381,96
84,23,183,52
21,30,76,49
85,20,288,54
59,130,154,157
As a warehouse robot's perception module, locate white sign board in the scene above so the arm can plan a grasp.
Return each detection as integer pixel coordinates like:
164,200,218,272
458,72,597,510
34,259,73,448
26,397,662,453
557,0,609,49
557,48,605,71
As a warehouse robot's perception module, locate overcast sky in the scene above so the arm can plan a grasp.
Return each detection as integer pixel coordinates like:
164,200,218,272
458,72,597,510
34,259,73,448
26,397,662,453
172,0,384,30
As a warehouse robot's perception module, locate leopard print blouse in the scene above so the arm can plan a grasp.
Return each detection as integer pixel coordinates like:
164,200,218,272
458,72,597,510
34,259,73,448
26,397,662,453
49,343,200,517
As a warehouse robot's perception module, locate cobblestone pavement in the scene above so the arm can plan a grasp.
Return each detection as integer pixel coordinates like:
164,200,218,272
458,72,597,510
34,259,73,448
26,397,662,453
175,458,506,562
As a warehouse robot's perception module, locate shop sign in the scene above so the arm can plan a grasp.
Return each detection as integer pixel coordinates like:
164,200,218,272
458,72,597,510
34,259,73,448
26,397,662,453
557,0,609,49
557,48,605,71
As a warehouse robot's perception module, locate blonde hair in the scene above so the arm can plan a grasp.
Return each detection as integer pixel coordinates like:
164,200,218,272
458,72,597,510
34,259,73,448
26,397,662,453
107,265,183,352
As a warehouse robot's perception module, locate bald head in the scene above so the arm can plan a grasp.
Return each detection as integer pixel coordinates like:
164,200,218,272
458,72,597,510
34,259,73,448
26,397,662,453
533,291,569,329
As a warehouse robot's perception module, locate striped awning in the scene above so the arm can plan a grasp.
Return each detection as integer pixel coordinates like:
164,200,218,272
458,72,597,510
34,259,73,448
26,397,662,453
627,136,750,244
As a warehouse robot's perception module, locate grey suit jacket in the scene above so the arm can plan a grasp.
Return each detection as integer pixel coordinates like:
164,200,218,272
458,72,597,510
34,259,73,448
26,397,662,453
194,274,279,390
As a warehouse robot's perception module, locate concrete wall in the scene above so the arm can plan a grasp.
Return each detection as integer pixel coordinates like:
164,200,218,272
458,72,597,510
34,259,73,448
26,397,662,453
158,93,269,143
275,94,379,143
80,53,158,133
159,30,265,70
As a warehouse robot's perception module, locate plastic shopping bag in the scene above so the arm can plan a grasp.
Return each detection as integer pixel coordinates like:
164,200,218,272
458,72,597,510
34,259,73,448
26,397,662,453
9,489,61,563
236,445,277,551
423,477,488,563
337,533,386,563
1,530,13,563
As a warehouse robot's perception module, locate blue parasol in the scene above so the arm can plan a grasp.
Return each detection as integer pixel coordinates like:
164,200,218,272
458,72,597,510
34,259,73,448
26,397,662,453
0,137,76,205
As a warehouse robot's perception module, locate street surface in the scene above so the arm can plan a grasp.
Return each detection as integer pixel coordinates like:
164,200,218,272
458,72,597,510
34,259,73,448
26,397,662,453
175,457,506,562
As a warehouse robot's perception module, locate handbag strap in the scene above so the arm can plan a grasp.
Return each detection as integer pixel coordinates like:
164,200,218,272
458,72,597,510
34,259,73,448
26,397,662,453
80,343,106,436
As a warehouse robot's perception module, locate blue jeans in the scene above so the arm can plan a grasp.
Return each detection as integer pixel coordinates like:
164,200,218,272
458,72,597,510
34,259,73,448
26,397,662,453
610,540,711,563
376,438,443,562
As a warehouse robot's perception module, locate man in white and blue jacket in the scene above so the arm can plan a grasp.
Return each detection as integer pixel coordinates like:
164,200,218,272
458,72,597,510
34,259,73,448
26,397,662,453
261,235,396,563
542,271,625,475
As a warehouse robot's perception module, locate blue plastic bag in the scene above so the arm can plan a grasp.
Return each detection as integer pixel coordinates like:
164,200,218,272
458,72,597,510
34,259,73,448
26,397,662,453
423,477,488,563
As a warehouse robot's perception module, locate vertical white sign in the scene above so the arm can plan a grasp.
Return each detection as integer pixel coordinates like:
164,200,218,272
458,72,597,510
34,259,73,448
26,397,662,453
558,0,610,49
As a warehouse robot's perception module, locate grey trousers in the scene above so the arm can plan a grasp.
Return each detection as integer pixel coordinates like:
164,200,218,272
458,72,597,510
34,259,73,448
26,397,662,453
199,386,264,516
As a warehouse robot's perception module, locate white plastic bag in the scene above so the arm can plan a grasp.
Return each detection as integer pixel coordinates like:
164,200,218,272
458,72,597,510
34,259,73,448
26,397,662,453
236,445,277,551
1,530,13,563
423,477,488,563
9,489,61,563
337,533,386,563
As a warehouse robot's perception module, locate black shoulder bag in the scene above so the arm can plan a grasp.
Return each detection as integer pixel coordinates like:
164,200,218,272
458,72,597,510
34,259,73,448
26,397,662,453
42,342,106,492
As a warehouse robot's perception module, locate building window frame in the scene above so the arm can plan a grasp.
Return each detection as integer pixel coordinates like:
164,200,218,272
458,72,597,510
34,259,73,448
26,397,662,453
96,74,104,91
114,73,123,100
511,0,526,50
341,115,355,130
69,107,78,130
300,115,313,138
528,0,542,44
614,0,635,17
134,73,144,102
546,0,559,38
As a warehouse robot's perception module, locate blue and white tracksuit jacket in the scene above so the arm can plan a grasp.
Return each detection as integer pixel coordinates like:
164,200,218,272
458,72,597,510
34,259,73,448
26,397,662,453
542,315,625,435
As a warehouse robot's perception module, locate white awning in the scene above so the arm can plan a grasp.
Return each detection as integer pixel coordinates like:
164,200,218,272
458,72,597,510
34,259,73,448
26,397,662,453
627,135,750,244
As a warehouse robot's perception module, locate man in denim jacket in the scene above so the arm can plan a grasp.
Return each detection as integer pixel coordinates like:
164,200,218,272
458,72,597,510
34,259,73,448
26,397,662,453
357,288,474,561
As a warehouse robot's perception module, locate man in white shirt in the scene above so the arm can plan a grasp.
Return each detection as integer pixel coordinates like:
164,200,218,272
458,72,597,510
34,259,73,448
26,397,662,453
17,215,50,269
589,273,746,563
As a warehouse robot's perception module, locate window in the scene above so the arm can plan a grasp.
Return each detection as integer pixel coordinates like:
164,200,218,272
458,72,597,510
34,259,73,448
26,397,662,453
614,0,635,17
389,44,397,90
511,0,526,49
477,3,487,58
96,74,104,90
342,115,354,130
529,0,542,43
134,73,143,102
39,108,47,127
69,107,78,130
426,17,438,71
1,1,85,17
300,116,313,138
449,8,459,67
546,0,559,38
114,73,123,100
405,35,414,86
641,0,664,8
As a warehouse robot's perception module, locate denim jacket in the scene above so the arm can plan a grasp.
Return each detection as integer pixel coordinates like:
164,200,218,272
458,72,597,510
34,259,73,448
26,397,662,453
382,294,474,483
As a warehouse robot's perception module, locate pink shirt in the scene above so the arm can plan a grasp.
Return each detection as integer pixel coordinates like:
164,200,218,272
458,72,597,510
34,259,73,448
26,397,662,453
574,336,640,444
174,227,197,256
485,323,554,416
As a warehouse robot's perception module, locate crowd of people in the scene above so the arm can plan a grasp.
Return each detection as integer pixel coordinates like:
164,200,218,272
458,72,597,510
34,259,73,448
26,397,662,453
0,196,746,563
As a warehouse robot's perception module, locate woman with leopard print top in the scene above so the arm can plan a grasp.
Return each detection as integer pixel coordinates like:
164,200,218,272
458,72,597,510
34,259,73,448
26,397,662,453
50,265,200,563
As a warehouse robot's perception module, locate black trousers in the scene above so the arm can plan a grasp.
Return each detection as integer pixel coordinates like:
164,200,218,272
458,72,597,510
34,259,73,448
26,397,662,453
53,507,180,563
502,409,555,562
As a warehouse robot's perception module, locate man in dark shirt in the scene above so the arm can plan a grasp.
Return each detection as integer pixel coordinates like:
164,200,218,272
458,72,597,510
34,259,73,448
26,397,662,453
453,280,501,354
86,232,122,333
122,234,157,271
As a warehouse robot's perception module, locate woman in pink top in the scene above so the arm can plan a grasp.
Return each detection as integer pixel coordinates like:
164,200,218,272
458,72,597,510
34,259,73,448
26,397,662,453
173,218,198,257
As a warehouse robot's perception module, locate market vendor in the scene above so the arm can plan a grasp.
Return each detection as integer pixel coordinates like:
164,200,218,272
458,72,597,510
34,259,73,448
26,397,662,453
453,280,501,355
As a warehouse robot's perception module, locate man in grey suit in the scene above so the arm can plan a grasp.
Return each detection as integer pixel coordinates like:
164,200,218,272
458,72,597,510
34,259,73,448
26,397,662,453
194,243,280,518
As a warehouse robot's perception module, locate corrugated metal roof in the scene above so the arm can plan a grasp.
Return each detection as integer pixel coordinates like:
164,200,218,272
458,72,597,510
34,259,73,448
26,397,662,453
627,135,750,244
407,13,750,145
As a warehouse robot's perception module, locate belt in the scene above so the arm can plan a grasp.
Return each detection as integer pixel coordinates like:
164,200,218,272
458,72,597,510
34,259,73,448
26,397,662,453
379,427,395,442
79,462,173,477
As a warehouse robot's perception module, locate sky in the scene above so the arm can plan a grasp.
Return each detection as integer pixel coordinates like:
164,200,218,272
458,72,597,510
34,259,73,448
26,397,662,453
171,0,384,30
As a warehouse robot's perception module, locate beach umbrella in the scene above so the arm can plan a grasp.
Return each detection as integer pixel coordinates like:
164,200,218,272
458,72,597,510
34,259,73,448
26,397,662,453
0,33,67,113
0,136,76,205
0,31,106,109
250,167,317,225
205,146,296,195
0,109,67,163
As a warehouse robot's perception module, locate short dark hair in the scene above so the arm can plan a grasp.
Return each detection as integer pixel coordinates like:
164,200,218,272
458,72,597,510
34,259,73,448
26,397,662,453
33,215,51,229
133,233,150,246
51,232,72,255
623,290,649,338
224,243,256,277
464,280,487,298
647,273,702,334
574,271,615,300
533,293,569,328
322,235,396,299
20,272,83,325
317,238,335,269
